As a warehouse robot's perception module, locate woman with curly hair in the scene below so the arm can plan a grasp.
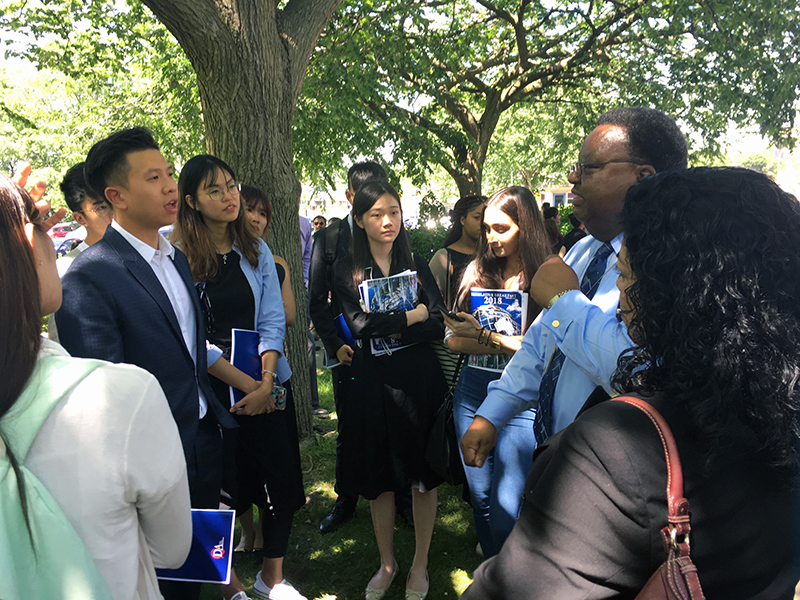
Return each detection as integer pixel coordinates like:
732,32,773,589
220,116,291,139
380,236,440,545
462,167,800,598
428,194,486,309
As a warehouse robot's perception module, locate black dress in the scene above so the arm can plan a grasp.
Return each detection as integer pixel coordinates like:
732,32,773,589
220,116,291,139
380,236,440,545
333,253,448,500
204,252,305,557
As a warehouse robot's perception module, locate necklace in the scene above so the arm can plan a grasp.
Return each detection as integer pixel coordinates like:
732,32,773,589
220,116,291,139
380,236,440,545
222,252,228,265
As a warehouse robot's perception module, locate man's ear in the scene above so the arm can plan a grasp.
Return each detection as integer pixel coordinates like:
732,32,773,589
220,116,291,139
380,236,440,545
104,186,126,211
72,211,88,227
636,164,656,181
345,189,354,205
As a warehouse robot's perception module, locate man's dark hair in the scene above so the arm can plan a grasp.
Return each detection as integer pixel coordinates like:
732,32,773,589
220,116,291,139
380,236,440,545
60,162,97,213
84,127,160,201
347,161,388,194
543,206,559,220
598,107,688,173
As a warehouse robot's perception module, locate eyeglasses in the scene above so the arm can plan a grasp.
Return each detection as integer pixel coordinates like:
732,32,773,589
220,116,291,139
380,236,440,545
570,160,645,178
206,181,241,202
195,282,215,334
83,203,112,216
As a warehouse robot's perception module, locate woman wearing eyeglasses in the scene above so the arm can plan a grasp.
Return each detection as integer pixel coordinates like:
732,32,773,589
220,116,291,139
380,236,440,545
173,155,307,600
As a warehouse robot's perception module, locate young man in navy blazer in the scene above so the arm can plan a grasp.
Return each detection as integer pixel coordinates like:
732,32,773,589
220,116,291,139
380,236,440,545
57,128,240,503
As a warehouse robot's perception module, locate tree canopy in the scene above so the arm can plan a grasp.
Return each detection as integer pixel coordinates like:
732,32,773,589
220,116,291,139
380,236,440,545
297,0,800,195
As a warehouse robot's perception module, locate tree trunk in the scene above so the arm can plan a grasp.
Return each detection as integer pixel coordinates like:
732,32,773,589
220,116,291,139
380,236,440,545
141,0,342,438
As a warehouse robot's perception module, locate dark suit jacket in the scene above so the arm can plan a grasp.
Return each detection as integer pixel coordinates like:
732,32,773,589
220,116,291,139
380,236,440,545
55,226,237,464
309,216,353,359
462,394,800,599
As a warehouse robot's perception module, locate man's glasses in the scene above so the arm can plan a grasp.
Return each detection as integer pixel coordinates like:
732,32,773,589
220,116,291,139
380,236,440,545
83,203,112,216
206,181,241,202
195,282,215,334
570,160,645,178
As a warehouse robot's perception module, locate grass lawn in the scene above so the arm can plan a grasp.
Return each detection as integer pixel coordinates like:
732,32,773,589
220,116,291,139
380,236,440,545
199,368,483,600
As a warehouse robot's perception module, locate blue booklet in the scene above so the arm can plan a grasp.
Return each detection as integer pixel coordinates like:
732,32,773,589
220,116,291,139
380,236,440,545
229,328,260,407
468,288,528,372
358,270,418,356
156,509,235,584
323,313,357,369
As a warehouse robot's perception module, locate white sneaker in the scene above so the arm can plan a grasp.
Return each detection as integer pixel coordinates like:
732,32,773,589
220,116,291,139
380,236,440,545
228,592,252,600
252,571,308,600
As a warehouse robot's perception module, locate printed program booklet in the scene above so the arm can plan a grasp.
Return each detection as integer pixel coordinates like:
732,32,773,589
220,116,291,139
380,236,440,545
156,509,235,584
358,270,418,356
322,313,357,369
468,288,528,372
229,328,260,407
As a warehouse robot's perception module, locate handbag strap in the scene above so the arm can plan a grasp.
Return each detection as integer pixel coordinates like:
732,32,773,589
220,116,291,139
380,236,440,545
612,396,693,551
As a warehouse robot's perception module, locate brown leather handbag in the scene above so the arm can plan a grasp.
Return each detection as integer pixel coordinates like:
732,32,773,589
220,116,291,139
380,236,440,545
612,396,707,600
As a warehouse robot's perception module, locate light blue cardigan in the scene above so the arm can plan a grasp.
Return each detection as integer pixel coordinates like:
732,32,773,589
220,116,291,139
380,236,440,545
206,239,292,384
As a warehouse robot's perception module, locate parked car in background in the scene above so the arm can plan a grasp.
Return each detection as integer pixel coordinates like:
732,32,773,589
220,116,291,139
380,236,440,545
48,221,81,240
54,226,87,258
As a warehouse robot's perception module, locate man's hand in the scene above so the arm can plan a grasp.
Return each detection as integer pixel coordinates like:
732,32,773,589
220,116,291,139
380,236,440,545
13,162,67,231
460,416,498,468
336,344,354,366
530,256,580,308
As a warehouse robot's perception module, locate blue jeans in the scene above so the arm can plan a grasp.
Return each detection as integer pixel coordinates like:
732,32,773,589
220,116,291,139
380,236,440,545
453,365,537,558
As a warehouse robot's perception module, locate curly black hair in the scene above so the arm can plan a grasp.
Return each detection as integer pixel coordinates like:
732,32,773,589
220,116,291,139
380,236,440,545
613,167,800,470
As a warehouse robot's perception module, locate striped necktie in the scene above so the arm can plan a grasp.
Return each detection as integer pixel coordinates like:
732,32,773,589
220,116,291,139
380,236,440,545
533,242,614,444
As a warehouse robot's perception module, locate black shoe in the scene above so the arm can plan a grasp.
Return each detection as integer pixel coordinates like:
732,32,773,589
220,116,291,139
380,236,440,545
396,503,415,530
319,502,355,534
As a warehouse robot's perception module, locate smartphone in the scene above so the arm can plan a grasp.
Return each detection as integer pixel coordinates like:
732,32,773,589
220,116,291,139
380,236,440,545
271,385,287,411
440,308,465,322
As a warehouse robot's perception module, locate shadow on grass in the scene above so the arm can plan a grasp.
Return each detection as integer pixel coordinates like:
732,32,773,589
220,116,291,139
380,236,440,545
200,369,483,599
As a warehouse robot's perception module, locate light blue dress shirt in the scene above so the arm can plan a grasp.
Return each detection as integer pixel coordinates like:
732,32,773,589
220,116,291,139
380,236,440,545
475,233,633,435
206,239,292,384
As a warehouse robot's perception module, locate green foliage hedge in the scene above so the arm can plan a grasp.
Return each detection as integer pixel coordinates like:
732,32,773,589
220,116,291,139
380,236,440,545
408,225,447,262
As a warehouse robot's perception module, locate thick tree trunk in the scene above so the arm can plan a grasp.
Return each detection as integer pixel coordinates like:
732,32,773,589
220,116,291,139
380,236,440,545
141,0,342,438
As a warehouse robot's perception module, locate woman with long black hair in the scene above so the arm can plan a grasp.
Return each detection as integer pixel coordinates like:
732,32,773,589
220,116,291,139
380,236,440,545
463,168,800,598
332,180,447,600
173,156,306,600
443,186,550,558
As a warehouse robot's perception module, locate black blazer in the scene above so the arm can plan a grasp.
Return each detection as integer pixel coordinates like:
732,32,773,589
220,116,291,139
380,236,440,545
56,226,236,461
461,393,800,599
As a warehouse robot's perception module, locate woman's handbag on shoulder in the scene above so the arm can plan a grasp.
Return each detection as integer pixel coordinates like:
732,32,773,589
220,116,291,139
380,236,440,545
612,396,706,600
425,354,467,485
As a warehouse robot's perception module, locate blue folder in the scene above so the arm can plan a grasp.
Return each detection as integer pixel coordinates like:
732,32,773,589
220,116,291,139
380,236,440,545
156,508,235,584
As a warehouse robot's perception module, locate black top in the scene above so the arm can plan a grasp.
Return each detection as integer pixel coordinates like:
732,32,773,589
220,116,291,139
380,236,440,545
206,252,255,359
445,247,473,308
462,392,800,599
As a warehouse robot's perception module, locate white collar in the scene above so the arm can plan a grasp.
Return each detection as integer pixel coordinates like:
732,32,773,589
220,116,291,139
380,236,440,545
111,220,175,262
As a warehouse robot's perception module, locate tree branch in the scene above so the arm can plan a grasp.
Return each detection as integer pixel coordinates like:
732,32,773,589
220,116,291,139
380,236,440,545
280,0,343,103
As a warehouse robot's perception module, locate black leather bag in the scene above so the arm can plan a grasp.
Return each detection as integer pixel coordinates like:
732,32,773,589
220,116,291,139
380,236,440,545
425,354,466,485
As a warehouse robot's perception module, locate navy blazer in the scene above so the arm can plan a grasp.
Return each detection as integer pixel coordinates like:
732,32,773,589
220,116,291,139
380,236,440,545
56,226,236,460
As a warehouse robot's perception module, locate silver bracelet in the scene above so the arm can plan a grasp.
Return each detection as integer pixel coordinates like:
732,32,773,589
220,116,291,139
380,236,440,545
262,369,277,379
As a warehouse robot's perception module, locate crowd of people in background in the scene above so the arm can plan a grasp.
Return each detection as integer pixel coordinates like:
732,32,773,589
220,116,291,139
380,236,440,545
3,105,800,600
